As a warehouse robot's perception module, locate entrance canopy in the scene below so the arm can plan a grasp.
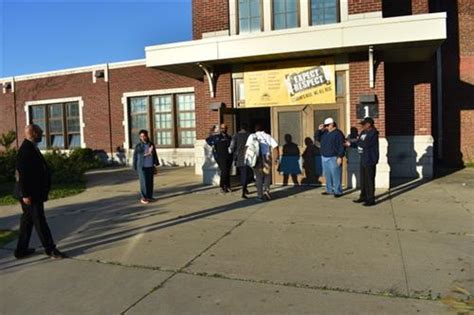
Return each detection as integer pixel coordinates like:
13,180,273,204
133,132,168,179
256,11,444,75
145,13,446,80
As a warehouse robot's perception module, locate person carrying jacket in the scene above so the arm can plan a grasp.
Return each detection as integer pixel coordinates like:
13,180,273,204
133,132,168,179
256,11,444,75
350,117,379,206
229,123,252,198
316,117,345,197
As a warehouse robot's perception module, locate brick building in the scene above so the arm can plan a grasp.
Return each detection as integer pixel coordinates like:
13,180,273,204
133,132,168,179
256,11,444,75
0,0,472,188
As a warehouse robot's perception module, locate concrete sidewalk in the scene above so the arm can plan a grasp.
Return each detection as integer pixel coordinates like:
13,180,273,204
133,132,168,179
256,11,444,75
0,167,472,314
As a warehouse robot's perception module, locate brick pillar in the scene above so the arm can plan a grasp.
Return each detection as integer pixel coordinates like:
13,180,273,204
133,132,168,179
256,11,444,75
0,88,17,149
412,0,430,14
349,53,389,188
348,0,382,14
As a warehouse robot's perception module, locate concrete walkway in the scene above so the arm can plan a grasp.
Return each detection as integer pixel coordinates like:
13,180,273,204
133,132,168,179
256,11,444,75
0,167,472,314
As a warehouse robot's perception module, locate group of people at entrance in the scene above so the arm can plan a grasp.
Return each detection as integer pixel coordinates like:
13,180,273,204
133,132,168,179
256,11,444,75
206,116,379,207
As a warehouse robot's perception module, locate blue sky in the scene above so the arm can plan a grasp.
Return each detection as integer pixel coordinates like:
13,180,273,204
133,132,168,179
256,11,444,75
0,0,192,77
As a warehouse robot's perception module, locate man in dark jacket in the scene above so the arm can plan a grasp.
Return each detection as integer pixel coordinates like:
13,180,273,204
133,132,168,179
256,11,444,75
352,117,379,206
206,124,233,193
229,123,252,198
14,124,66,259
316,117,345,197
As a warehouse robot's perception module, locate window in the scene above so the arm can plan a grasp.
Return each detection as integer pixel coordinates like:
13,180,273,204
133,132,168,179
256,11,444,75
238,0,262,34
29,101,81,149
273,0,299,30
177,94,196,146
310,0,339,26
128,93,196,148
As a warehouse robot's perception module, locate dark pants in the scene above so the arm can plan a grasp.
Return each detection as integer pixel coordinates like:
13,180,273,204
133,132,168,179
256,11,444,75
238,166,253,192
139,167,154,199
360,164,376,203
16,201,56,254
217,158,232,189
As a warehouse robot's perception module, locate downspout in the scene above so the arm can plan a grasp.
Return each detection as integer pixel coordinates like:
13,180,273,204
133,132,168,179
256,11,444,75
436,48,443,160
105,64,114,160
368,46,375,88
12,77,19,148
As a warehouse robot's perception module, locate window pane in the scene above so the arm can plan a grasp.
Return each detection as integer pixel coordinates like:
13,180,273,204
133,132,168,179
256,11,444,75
336,72,345,96
274,13,286,29
130,97,148,113
177,94,195,111
155,113,173,129
286,11,298,28
311,0,338,25
49,119,63,133
239,18,250,33
33,120,46,131
153,95,172,113
156,131,172,146
179,112,196,128
49,104,63,118
239,0,250,18
31,106,45,120
67,118,80,132
250,0,260,18
50,135,64,148
66,102,79,117
68,134,81,148
180,130,196,146
131,114,148,130
273,0,285,13
286,0,297,12
278,111,301,145
250,17,261,31
131,133,140,147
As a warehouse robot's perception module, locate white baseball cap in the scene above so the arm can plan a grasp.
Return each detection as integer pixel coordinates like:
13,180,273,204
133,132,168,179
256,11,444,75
324,117,335,125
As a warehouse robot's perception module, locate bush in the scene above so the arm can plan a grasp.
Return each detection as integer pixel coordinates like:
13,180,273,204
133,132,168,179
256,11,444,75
0,130,16,151
0,149,17,184
69,148,106,171
43,150,85,185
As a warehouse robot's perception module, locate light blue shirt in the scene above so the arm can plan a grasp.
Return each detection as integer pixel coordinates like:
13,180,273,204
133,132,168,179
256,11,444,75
143,144,154,168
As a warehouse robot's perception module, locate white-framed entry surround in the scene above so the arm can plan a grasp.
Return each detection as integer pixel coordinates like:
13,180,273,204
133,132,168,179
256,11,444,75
24,96,86,149
121,87,196,167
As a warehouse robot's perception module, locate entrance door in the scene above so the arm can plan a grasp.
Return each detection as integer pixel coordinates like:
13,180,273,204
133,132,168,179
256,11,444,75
272,104,346,186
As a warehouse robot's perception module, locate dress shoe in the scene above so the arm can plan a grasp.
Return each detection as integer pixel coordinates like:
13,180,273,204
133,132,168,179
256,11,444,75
14,248,35,259
363,201,376,207
241,194,248,199
334,194,343,198
353,198,366,203
47,248,67,259
321,191,331,196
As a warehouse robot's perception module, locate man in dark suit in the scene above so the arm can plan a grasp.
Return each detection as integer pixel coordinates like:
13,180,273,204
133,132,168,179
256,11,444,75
206,124,233,193
14,124,66,259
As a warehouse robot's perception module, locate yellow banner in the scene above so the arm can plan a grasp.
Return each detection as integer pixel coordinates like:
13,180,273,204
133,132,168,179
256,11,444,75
242,59,336,107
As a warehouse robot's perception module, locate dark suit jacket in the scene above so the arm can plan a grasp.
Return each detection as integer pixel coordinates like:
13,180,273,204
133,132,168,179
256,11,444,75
15,139,51,203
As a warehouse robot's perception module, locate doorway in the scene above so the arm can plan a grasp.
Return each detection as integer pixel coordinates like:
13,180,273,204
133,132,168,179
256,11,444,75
271,103,347,186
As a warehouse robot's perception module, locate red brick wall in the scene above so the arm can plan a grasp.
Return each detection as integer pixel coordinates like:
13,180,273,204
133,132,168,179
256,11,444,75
412,0,429,14
0,89,17,148
349,54,385,137
192,0,229,40
349,0,382,14
194,71,232,139
385,61,432,136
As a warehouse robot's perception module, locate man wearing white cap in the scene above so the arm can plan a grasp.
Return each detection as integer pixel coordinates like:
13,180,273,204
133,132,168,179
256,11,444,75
316,117,345,197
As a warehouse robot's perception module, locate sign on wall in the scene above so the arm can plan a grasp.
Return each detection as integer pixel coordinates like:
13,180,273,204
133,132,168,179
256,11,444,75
242,59,336,107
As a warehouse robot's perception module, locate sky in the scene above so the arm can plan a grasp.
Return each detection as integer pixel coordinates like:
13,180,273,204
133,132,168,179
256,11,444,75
0,0,192,77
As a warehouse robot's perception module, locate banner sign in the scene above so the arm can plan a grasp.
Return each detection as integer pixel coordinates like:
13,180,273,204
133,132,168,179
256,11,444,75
242,59,336,107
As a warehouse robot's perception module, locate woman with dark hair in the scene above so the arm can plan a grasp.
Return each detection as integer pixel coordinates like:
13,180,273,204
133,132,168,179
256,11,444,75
133,129,159,204
280,134,301,186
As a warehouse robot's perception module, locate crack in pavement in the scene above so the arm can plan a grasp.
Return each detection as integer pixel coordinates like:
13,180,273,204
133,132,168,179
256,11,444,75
119,202,268,314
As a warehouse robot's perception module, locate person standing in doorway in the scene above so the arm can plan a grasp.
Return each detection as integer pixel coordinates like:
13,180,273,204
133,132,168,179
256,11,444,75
133,129,159,204
350,117,379,206
229,123,252,199
280,134,301,186
14,124,66,259
206,124,233,193
316,117,345,197
246,123,279,201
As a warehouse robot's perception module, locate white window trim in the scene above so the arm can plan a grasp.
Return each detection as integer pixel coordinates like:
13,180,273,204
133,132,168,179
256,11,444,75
121,87,195,150
24,96,86,149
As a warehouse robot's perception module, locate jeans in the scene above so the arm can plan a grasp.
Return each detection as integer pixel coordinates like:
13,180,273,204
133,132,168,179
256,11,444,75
138,167,154,199
360,164,376,203
321,156,342,195
254,167,271,198
16,201,56,254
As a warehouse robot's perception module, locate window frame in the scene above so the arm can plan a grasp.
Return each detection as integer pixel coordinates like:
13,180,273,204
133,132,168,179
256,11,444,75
308,0,340,26
176,93,196,148
272,0,301,30
236,0,264,34
29,101,81,150
127,93,196,149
